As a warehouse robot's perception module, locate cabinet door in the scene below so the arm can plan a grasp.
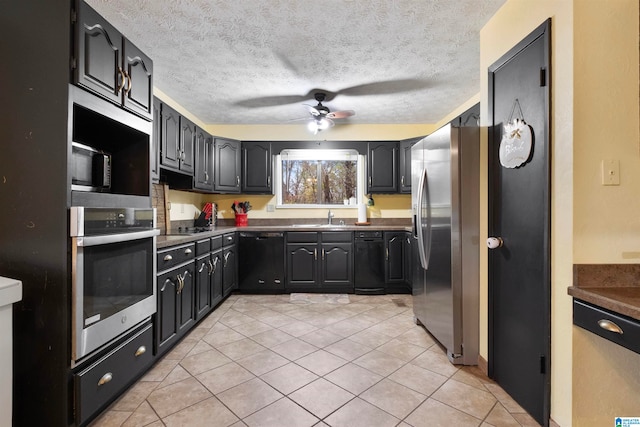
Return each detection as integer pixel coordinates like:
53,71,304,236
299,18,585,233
194,129,214,191
160,104,181,170
75,1,123,105
214,138,241,193
222,245,237,296
399,138,415,194
403,233,413,286
210,249,223,307
242,142,272,194
385,232,405,283
151,98,160,183
156,270,178,353
286,243,318,288
179,116,196,174
321,243,353,287
367,142,398,193
195,255,212,320
122,38,153,119
177,264,195,334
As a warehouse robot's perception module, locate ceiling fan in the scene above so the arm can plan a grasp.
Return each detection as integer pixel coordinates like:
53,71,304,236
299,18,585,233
298,92,355,134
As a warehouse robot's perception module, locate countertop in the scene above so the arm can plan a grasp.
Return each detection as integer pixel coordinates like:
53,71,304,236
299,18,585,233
0,277,22,307
157,224,412,249
568,264,640,321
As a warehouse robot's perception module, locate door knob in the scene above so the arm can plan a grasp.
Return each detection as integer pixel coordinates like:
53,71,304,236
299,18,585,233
487,237,503,249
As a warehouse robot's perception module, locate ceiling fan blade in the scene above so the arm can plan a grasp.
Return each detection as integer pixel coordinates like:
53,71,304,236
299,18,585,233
235,89,338,109
304,104,321,116
337,79,430,97
326,110,355,119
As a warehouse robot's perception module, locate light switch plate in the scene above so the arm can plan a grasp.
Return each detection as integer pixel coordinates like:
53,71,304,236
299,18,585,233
601,159,620,186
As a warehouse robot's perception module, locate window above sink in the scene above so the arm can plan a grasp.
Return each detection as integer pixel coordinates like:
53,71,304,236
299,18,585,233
275,149,364,208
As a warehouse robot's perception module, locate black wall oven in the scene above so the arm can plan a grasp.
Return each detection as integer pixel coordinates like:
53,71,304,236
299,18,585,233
70,207,159,364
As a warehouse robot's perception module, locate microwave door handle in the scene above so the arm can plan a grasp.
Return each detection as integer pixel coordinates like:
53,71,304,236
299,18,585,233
77,229,160,247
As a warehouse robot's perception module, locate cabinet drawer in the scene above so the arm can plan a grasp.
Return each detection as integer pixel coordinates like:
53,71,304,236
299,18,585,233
573,299,640,355
223,233,236,247
157,243,195,272
196,238,211,256
321,231,353,242
287,232,317,243
211,235,223,251
75,323,153,425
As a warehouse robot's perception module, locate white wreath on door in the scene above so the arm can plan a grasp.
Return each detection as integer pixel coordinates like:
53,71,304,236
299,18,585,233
499,117,532,169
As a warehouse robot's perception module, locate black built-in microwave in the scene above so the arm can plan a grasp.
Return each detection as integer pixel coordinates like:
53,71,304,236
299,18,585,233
71,142,111,192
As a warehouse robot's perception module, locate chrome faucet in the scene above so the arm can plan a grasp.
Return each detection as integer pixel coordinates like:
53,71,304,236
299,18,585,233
327,209,334,224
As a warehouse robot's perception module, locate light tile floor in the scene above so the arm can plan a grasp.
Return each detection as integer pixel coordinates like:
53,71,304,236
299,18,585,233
90,294,544,427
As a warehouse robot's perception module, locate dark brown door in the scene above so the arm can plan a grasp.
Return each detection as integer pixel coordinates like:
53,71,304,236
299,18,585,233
488,20,551,426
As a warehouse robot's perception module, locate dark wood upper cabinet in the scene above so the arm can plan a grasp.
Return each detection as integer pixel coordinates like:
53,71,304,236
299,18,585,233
214,138,241,193
160,103,181,170
179,116,195,174
123,39,153,118
74,1,153,120
194,128,214,192
399,138,418,194
242,142,272,194
367,142,398,193
151,98,161,182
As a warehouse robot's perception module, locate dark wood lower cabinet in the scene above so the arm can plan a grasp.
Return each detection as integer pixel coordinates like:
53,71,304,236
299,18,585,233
156,260,195,356
74,323,154,426
285,232,353,293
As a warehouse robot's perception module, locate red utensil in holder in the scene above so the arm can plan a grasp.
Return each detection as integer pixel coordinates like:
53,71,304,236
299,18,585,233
235,213,248,227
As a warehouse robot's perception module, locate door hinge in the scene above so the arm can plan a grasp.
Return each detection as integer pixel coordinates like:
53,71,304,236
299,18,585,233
71,8,77,24
540,67,547,87
540,355,546,374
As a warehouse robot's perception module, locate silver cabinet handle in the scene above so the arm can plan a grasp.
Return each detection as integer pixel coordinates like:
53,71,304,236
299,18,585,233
124,70,132,95
198,262,207,273
207,259,214,274
223,252,230,267
184,248,192,255
98,372,113,386
134,346,146,357
401,176,404,186
212,257,219,273
236,176,240,186
368,176,372,186
267,176,271,186
598,319,624,334
116,67,126,94
163,254,173,261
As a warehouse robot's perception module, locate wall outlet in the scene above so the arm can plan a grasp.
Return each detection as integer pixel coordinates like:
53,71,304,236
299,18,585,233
267,204,275,212
601,159,620,186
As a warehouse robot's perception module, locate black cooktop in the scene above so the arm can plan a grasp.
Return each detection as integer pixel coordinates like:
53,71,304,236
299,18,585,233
166,226,212,235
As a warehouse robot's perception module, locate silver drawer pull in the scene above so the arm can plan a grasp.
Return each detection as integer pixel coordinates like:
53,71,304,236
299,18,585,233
184,248,193,255
163,254,173,261
135,346,146,357
598,319,624,334
98,372,113,386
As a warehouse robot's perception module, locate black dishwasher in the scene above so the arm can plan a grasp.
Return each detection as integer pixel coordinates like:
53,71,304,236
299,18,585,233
238,232,285,293
354,230,385,294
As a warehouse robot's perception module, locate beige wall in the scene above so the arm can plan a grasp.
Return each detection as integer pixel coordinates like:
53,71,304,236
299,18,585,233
480,1,574,425
572,0,640,425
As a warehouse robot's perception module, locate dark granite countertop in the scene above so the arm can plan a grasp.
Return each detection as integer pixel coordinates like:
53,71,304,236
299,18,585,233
568,264,640,321
157,224,412,249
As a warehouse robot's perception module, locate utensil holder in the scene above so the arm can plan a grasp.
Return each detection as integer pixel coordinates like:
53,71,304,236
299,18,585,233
235,213,248,227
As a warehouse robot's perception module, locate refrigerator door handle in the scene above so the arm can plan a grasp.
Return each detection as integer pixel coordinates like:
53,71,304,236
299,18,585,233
416,168,431,269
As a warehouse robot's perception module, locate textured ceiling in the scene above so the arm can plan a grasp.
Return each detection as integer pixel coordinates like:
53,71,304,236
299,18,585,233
86,0,506,125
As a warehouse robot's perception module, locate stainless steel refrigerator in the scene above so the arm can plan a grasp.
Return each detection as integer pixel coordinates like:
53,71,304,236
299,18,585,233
411,122,479,365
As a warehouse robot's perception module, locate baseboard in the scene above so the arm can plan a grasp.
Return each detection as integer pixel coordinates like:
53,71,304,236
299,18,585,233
477,354,488,376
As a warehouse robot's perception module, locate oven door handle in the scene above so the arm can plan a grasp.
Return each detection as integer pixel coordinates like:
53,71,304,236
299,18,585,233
76,229,160,247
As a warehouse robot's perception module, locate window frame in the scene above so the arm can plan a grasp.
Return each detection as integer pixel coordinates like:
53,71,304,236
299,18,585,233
275,149,365,209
